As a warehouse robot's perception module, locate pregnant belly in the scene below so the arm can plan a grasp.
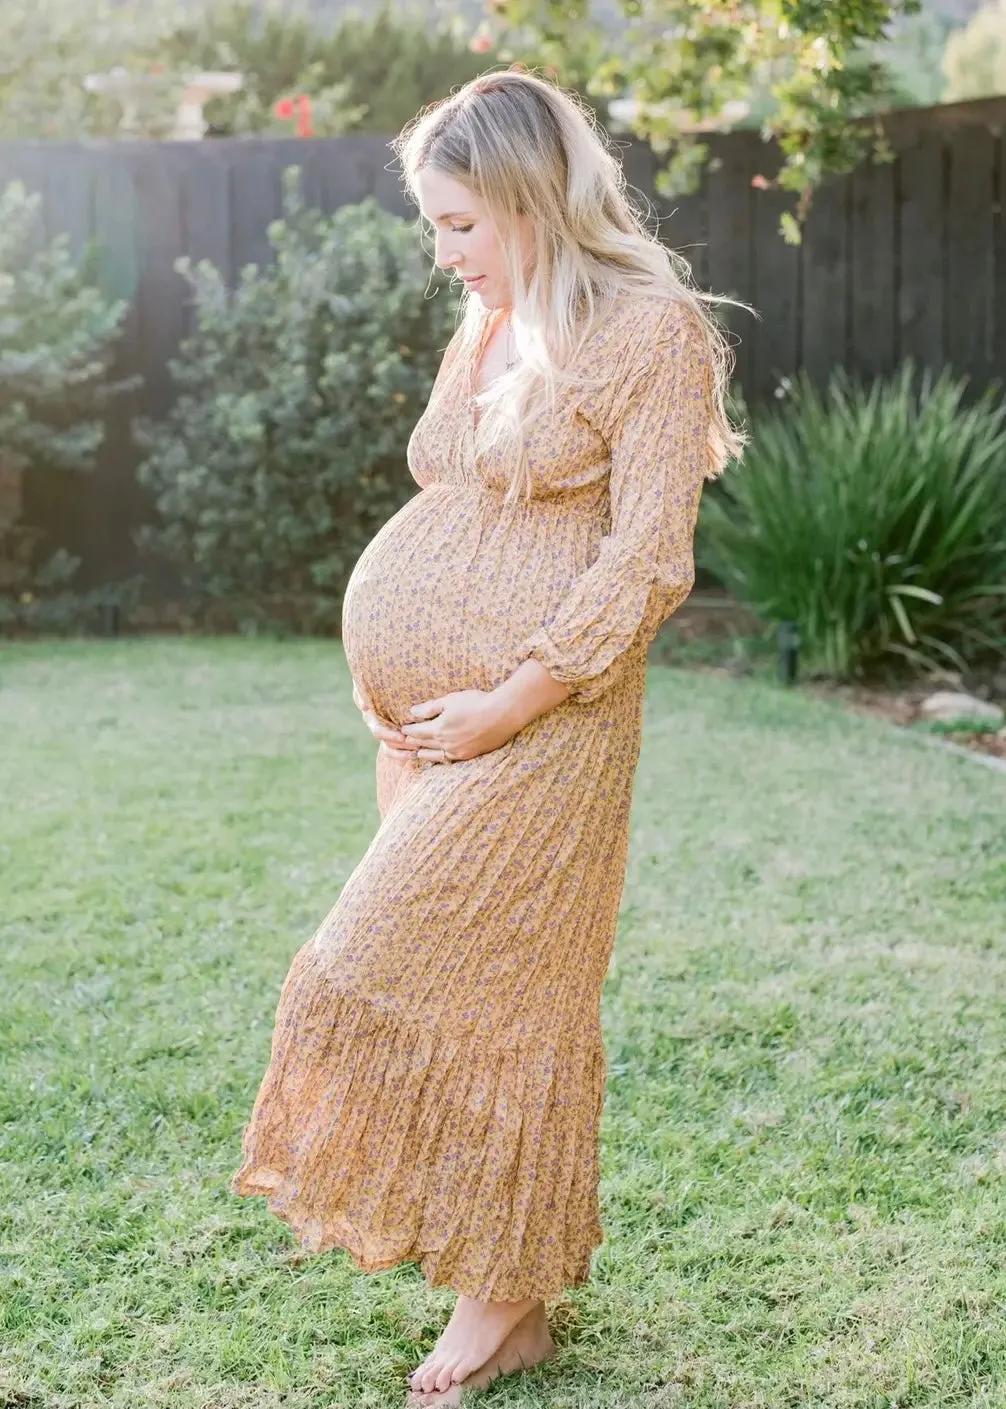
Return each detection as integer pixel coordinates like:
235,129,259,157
341,486,596,730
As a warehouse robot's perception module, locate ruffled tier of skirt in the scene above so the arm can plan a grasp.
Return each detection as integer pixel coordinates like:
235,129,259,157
230,938,608,1301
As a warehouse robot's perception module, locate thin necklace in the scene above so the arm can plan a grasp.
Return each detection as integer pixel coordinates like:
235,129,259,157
503,313,517,371
472,310,517,432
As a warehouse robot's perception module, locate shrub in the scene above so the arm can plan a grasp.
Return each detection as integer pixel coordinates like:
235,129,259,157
0,180,137,614
134,171,460,634
696,364,1006,679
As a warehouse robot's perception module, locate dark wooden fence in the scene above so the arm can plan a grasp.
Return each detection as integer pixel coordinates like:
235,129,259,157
1,94,1004,587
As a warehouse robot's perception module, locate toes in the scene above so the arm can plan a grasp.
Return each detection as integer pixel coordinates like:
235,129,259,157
434,1357,463,1393
425,1384,462,1408
449,1355,476,1385
408,1361,434,1394
419,1362,442,1395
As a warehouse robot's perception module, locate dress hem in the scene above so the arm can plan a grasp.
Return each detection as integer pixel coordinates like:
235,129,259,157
229,1165,604,1302
229,940,608,1303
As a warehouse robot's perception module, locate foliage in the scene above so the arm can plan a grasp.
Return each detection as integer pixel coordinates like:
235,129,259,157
942,0,1006,101
0,181,137,605
696,363,1006,680
874,4,963,107
0,0,500,140
160,0,490,138
911,715,1003,736
0,0,187,139
0,576,145,636
487,0,923,240
133,172,461,634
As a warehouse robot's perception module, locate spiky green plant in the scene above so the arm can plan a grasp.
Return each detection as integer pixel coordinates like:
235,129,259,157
697,364,1006,678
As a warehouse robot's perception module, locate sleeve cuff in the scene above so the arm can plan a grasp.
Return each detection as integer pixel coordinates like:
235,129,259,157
520,625,630,704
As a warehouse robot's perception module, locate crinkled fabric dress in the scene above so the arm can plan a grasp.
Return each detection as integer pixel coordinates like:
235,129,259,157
229,291,713,1301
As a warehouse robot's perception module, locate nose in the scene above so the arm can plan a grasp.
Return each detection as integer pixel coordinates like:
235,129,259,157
433,231,461,272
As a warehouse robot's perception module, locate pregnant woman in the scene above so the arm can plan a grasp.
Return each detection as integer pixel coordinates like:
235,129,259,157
230,68,744,1405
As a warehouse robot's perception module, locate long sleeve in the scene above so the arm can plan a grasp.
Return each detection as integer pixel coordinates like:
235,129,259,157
517,300,712,704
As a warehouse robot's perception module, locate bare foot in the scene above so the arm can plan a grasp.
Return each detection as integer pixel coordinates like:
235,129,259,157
406,1294,542,1396
404,1302,555,1406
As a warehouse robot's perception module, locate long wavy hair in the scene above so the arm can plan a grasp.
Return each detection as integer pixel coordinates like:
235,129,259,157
389,68,749,505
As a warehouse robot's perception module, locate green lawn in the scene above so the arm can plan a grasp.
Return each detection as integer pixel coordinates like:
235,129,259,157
2,637,1005,1409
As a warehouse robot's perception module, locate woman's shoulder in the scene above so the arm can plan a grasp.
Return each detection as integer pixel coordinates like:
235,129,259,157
586,288,703,365
573,290,709,436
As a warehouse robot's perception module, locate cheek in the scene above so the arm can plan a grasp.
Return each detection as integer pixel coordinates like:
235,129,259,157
480,232,507,275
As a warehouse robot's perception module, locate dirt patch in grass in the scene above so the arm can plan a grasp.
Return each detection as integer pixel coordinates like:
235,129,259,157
800,679,1006,761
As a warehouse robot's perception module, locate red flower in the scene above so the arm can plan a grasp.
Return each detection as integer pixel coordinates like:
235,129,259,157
751,173,770,190
296,94,314,138
273,95,313,136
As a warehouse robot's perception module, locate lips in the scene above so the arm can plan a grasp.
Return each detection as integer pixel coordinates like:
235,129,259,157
462,275,486,286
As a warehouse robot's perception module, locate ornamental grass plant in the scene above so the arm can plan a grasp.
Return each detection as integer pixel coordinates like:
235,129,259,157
697,364,1006,679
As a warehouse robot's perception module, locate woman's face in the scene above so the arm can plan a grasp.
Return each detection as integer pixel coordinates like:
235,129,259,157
415,167,531,311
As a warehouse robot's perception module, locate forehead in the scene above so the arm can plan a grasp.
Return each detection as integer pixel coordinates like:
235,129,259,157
415,168,482,222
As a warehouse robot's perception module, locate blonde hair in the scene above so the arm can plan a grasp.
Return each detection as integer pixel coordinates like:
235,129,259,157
390,67,748,505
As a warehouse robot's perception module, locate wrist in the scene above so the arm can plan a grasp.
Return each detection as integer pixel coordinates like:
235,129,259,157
492,656,573,732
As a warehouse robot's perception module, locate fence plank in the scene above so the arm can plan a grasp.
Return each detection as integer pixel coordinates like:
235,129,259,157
749,169,801,401
850,155,897,381
132,147,188,421
947,125,997,392
41,144,95,261
897,128,945,370
182,142,233,282
801,172,849,387
705,131,757,400
229,138,290,273
91,150,141,306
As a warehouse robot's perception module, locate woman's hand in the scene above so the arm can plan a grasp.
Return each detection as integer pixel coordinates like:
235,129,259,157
398,689,517,762
354,659,567,765
352,679,420,758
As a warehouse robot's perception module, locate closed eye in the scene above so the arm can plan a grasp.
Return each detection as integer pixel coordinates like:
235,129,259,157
452,225,474,234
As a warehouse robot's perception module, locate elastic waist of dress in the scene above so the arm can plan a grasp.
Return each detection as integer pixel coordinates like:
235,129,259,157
448,482,605,517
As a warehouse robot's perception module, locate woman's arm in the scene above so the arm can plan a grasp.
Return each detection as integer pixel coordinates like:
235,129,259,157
508,300,711,706
491,657,572,734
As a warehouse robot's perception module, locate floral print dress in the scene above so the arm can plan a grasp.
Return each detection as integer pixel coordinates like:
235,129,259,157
229,291,713,1301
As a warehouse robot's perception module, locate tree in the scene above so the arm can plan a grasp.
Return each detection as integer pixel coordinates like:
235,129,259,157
484,0,925,240
942,0,1006,100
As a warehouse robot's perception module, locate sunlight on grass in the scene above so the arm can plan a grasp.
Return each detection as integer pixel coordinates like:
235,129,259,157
2,638,1004,1407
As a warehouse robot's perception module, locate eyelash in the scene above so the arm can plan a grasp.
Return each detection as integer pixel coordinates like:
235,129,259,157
451,225,473,234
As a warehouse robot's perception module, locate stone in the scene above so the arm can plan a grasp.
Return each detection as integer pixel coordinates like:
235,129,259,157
917,691,1005,728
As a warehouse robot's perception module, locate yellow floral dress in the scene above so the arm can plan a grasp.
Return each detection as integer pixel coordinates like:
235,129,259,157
229,291,713,1302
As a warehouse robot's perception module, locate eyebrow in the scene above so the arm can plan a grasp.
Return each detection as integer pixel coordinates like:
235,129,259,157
425,211,475,222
